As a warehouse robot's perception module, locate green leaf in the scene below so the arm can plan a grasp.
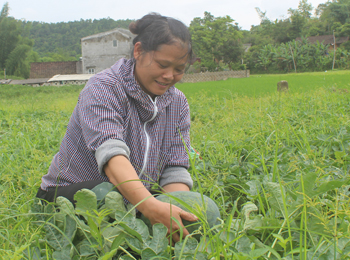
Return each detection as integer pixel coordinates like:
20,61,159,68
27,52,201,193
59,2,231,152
52,245,72,260
175,237,198,258
98,248,118,260
110,232,126,251
125,236,143,255
148,223,168,254
301,172,318,198
56,196,75,215
105,191,126,218
103,226,124,250
74,189,97,213
249,247,269,258
91,182,117,205
119,255,135,260
312,180,345,197
264,182,284,213
141,247,157,259
76,239,96,257
236,236,251,255
45,215,77,252
87,215,103,246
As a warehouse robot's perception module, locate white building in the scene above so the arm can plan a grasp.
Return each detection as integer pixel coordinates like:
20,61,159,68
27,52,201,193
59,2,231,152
81,28,135,74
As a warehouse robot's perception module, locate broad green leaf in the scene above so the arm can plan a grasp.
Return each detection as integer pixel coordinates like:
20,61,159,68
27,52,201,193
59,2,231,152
125,236,143,254
141,247,157,259
236,236,251,255
102,226,124,250
264,182,284,213
105,191,126,218
74,189,97,213
45,215,77,251
52,245,72,260
149,223,168,254
249,247,269,258
175,237,198,258
116,210,149,242
76,239,96,257
243,215,263,232
56,196,75,215
110,232,126,251
91,182,117,205
312,180,345,197
300,172,317,198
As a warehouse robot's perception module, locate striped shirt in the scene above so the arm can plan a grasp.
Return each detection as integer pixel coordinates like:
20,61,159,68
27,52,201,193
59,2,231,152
41,58,192,191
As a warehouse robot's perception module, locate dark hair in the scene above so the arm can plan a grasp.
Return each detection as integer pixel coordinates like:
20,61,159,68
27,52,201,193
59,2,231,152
129,13,194,62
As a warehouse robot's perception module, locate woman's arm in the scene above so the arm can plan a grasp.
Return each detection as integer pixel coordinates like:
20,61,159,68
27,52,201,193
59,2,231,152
104,155,197,242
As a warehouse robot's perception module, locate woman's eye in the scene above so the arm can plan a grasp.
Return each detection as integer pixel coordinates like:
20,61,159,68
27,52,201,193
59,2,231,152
158,63,167,68
175,68,185,74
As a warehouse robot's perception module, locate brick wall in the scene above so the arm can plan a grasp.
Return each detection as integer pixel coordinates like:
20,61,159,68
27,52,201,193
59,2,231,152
30,61,78,78
181,70,249,83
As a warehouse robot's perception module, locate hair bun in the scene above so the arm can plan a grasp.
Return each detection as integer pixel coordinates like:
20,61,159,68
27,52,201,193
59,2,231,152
129,13,164,35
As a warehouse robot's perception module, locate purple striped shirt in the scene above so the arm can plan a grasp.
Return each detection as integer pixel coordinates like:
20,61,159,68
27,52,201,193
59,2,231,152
41,58,192,191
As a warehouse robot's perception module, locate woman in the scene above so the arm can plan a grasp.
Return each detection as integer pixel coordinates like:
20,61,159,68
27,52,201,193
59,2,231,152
36,13,197,242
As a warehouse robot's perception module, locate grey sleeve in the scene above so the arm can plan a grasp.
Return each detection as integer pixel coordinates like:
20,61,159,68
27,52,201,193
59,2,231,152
95,139,130,176
159,167,193,189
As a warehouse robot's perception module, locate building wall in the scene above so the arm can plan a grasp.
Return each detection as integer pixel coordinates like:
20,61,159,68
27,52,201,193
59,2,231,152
30,61,77,78
82,31,133,74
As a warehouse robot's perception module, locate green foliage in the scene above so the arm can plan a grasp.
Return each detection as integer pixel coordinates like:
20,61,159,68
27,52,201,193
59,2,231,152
29,187,220,259
1,72,350,259
248,38,350,73
5,43,32,78
189,12,243,72
0,3,33,78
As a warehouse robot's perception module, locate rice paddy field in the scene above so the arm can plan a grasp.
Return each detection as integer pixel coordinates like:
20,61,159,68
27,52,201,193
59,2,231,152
0,70,350,259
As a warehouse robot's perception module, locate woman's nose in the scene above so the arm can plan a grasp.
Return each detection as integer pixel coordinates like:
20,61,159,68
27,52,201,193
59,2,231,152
162,69,174,80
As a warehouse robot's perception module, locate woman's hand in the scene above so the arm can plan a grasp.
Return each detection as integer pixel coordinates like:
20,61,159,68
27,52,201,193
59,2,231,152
141,199,198,243
105,155,197,243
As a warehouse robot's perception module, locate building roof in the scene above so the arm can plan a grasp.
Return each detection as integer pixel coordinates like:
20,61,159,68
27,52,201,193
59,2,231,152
81,28,134,42
48,74,93,82
0,79,12,84
9,78,50,85
296,35,349,45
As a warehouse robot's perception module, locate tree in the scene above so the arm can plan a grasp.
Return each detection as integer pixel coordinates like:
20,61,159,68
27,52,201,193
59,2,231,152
0,2,21,69
5,44,32,78
189,12,243,71
0,2,33,78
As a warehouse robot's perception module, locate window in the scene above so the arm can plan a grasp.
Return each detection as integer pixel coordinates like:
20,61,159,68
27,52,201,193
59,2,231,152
113,40,118,47
87,68,95,74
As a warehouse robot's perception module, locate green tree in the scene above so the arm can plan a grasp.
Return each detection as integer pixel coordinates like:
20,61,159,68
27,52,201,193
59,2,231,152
0,2,21,69
5,37,33,78
189,12,243,71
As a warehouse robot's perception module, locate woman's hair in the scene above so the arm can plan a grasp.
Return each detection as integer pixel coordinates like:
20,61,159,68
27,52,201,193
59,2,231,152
129,13,193,62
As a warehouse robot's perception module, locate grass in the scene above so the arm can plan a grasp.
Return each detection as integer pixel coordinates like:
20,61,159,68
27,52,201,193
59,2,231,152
1,70,350,259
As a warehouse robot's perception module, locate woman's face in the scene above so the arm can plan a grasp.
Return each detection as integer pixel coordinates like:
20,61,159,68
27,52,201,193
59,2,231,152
133,41,189,99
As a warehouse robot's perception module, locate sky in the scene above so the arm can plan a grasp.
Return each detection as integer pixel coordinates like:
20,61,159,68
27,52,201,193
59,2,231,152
3,0,328,30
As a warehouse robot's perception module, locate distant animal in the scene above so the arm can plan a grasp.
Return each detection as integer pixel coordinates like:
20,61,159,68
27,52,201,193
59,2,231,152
277,80,289,92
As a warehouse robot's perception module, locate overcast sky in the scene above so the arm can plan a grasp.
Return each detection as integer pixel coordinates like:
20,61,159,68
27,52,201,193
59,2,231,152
4,0,327,30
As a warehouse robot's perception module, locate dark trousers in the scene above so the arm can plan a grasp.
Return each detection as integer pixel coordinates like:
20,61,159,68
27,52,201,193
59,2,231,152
36,179,106,204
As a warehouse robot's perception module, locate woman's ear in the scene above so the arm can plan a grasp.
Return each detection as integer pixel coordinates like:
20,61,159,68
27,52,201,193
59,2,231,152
133,42,143,60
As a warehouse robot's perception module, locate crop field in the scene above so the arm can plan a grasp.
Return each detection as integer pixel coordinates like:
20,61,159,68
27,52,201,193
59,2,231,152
1,71,350,259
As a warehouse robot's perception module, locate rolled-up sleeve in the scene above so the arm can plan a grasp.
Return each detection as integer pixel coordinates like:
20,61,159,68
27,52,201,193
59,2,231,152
159,166,193,189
